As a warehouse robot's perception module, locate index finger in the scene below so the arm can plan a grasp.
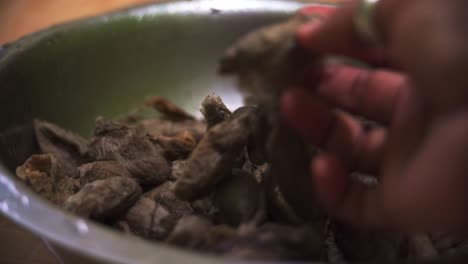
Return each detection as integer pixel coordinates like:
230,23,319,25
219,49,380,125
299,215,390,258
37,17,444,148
297,0,396,66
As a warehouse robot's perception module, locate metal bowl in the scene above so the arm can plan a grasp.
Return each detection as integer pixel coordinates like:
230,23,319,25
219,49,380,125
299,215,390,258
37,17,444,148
0,0,326,263
4,1,466,264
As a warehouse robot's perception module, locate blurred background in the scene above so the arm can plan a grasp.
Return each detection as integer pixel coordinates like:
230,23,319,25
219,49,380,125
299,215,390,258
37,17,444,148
0,0,161,44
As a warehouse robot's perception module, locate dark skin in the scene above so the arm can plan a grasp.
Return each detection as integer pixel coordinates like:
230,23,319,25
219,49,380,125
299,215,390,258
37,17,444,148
281,1,468,232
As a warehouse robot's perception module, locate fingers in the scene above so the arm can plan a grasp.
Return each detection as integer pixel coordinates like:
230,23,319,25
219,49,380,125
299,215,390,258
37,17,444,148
297,1,387,66
297,5,338,18
281,87,386,173
386,111,468,231
312,110,468,232
311,154,392,228
312,65,408,125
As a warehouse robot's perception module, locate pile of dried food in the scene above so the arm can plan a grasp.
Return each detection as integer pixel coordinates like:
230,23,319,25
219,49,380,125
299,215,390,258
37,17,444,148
14,13,468,263
16,95,323,261
15,94,468,262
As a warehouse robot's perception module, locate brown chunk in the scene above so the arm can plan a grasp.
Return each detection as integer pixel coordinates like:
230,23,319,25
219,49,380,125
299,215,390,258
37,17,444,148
16,153,79,205
213,169,263,227
200,95,231,128
34,119,90,177
332,221,408,262
125,197,157,237
216,224,322,261
125,191,193,240
191,195,218,218
89,117,170,186
204,225,237,250
78,161,132,185
166,215,213,249
64,176,141,220
138,118,206,142
219,15,324,221
143,181,173,200
145,96,195,121
171,108,255,200
151,131,197,161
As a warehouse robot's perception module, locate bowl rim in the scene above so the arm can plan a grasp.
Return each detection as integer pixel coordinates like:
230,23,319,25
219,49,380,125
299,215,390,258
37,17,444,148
0,1,342,263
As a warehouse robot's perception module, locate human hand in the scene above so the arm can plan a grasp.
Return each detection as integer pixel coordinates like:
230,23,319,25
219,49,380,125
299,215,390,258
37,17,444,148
281,1,468,232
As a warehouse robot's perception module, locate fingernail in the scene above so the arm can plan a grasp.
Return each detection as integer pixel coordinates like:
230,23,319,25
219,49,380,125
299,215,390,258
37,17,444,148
297,21,322,50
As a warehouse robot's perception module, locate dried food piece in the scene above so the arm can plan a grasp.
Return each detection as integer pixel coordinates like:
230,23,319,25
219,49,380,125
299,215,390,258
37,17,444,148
254,163,269,183
145,96,195,121
166,215,213,249
151,131,197,161
267,184,304,225
172,108,256,200
191,195,218,218
409,234,438,259
138,118,206,142
216,223,322,261
34,119,90,177
171,160,186,180
204,225,237,250
16,153,79,205
325,228,346,264
430,233,468,255
213,168,263,227
332,221,408,262
78,161,132,185
200,94,232,128
125,197,156,237
89,117,170,186
143,181,173,200
125,194,193,240
219,14,323,220
64,176,141,220
117,106,145,125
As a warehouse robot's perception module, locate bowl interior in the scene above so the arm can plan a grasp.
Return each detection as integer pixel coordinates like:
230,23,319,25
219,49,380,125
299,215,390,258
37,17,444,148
0,1,316,263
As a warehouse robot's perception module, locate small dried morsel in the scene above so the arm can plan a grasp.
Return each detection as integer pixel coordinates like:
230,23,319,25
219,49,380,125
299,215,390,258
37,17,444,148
143,181,173,200
200,94,232,128
89,117,171,186
219,14,324,220
151,131,197,161
138,118,206,142
191,195,218,218
266,180,304,225
125,197,157,238
64,176,141,220
430,233,468,255
166,215,213,249
409,233,438,259
126,193,193,240
245,108,269,166
171,108,256,200
78,161,132,185
145,96,195,121
332,221,408,262
204,224,237,250
216,223,322,261
34,119,90,178
16,153,79,205
171,160,186,181
214,168,263,227
117,107,145,125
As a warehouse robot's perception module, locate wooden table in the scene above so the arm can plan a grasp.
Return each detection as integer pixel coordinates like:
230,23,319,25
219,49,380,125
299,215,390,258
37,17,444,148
0,0,160,44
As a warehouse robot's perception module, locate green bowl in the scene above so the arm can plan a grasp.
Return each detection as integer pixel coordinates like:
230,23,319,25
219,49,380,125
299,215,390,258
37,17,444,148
0,1,313,263
5,1,464,264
